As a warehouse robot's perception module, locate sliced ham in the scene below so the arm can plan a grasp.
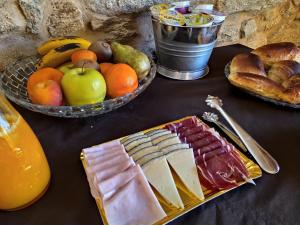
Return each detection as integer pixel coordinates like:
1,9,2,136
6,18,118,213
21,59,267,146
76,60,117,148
98,165,141,197
83,140,121,154
103,166,166,225
86,154,129,175
86,148,127,166
94,157,135,182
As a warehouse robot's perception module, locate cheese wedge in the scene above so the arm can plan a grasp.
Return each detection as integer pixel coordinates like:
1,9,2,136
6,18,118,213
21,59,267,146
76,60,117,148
151,133,177,145
141,156,184,209
131,146,160,161
166,149,204,201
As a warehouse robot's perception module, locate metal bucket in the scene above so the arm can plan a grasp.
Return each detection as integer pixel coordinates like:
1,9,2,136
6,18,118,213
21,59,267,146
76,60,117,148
152,18,223,80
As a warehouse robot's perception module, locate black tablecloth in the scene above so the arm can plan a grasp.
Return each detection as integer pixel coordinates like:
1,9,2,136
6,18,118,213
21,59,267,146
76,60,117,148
1,44,300,225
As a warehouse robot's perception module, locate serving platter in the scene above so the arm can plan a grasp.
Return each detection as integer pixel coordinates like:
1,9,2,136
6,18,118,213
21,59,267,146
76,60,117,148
224,62,300,109
81,116,262,225
0,55,156,118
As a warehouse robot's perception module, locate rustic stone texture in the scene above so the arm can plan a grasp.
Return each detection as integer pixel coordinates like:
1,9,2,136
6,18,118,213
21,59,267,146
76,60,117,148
215,0,287,13
240,18,257,39
86,0,154,15
18,0,44,34
0,11,17,34
0,0,299,71
47,0,84,36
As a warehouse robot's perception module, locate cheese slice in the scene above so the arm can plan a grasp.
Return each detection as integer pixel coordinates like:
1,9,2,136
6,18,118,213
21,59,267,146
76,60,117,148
131,146,159,161
128,141,153,155
166,149,204,201
122,135,148,146
125,137,151,151
160,143,190,154
121,132,144,144
141,156,184,209
147,130,171,139
136,152,164,166
157,136,181,148
151,133,177,145
145,129,169,135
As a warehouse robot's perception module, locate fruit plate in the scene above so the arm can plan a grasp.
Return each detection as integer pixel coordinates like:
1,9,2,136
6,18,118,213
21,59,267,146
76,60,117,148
224,62,300,109
0,55,156,118
80,116,262,225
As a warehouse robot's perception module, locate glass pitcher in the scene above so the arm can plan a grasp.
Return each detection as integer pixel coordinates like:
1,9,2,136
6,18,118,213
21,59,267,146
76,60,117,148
0,94,50,210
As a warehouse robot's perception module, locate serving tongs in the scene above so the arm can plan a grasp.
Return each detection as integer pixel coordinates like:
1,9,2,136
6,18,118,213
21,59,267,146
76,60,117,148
205,95,280,174
202,112,247,153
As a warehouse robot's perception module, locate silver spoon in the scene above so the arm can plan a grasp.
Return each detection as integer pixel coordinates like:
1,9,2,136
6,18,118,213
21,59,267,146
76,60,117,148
202,112,247,152
205,95,280,174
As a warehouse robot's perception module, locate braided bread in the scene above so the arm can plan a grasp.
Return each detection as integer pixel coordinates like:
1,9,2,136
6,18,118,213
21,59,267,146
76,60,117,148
228,42,300,104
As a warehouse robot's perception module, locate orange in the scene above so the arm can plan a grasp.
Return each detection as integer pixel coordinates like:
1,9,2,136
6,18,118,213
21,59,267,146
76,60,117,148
105,64,138,98
71,49,97,65
27,67,63,92
99,63,114,78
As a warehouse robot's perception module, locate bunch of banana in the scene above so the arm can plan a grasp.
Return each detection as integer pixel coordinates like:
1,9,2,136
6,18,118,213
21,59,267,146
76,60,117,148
36,36,91,69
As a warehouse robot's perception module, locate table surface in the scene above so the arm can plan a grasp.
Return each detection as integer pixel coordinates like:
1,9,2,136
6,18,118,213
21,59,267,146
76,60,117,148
1,44,300,225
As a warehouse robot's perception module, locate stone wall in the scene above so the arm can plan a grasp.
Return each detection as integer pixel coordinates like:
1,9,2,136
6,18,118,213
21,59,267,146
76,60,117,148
0,0,299,70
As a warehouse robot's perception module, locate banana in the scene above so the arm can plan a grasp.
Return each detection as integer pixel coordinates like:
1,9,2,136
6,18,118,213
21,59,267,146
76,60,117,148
37,36,91,55
36,43,85,69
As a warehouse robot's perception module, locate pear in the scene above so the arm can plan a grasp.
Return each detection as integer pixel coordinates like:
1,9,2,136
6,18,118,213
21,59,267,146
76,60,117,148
111,42,151,79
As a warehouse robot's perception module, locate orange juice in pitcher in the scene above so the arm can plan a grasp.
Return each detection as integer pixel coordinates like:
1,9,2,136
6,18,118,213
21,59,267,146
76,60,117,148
0,94,50,210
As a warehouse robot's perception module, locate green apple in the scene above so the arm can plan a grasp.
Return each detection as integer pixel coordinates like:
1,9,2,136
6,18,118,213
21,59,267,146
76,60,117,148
61,68,106,106
58,62,75,74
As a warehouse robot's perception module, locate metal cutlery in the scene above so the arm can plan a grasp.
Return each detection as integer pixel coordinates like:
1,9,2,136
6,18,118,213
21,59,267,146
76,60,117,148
205,95,280,174
202,112,247,152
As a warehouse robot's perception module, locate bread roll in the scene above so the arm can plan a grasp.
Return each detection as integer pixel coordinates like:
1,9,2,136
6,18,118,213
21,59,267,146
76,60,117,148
228,72,285,101
268,60,300,84
230,53,266,76
281,76,300,104
252,42,300,66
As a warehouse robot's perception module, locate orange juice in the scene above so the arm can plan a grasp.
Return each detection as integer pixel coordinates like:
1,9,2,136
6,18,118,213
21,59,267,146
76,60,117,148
0,95,50,210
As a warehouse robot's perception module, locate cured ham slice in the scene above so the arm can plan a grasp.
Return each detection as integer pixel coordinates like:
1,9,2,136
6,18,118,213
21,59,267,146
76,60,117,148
181,131,211,143
197,140,223,155
165,116,251,191
103,166,166,225
190,135,218,149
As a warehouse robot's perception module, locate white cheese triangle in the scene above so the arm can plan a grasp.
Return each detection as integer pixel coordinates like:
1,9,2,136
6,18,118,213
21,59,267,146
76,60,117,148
166,149,204,201
141,157,184,209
